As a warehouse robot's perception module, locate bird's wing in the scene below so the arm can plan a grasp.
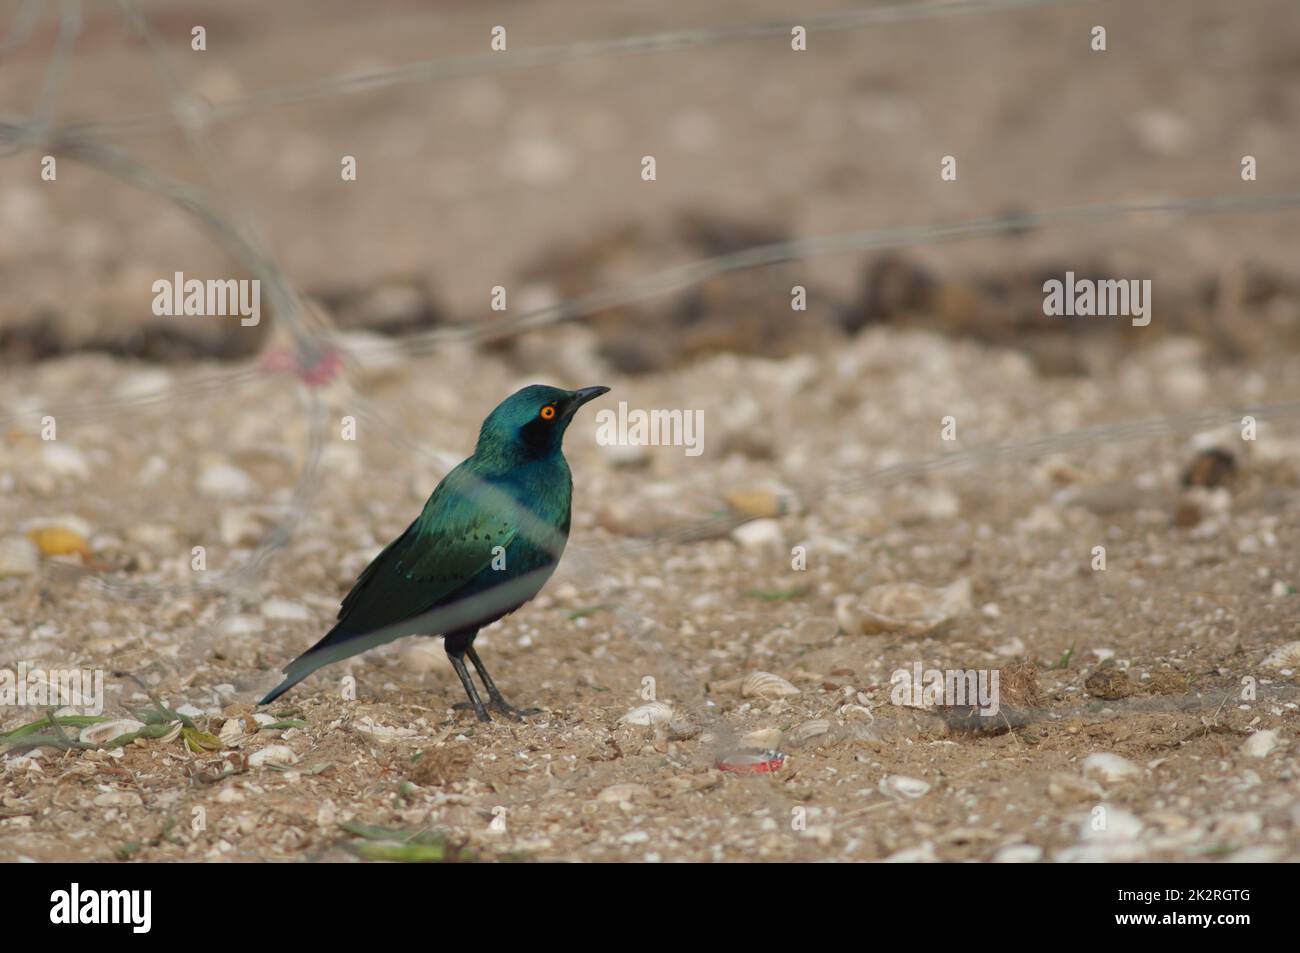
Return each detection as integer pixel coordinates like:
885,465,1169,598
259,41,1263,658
336,474,520,634
259,465,523,703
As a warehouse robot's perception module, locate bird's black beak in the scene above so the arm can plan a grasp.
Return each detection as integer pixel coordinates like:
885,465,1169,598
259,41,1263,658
565,385,610,417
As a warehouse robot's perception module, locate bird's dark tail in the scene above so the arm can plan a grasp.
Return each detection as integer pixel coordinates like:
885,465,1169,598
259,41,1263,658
258,669,311,706
258,623,356,705
257,617,419,705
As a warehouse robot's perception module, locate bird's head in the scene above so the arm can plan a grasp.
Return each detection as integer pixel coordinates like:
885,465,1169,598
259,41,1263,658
476,384,611,462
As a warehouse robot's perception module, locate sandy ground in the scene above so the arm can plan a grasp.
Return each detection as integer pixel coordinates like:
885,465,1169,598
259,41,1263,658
2,0,1300,862
2,328,1300,862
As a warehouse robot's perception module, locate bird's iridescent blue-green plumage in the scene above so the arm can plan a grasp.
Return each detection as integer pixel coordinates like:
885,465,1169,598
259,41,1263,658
259,383,608,704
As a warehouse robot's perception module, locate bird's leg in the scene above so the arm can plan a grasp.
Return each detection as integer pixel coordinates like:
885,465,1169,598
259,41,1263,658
445,648,490,722
466,645,540,721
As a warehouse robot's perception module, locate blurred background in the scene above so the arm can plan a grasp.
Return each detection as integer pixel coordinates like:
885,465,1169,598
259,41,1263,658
3,0,1300,374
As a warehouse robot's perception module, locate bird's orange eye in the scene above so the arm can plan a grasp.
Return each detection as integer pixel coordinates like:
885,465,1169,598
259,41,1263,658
540,405,556,420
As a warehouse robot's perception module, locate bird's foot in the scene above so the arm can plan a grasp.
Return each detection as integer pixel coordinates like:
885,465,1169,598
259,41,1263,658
452,699,492,722
455,697,540,722
489,697,541,722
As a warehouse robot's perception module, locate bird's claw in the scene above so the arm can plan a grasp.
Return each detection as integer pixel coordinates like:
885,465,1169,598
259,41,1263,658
490,699,541,722
452,698,540,722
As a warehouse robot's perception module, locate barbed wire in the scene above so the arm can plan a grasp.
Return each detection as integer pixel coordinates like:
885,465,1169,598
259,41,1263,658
2,0,329,607
31,0,80,129
9,185,1298,436
0,366,263,430
352,191,1300,359
115,0,275,275
67,0,1090,140
0,0,41,58
43,387,328,601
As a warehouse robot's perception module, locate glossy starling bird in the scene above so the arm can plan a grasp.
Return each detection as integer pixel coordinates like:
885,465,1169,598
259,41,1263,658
259,384,610,720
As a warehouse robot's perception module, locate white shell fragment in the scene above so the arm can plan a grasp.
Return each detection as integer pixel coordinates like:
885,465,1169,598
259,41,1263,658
741,671,800,700
354,718,418,742
731,518,784,549
618,701,674,727
1241,729,1279,759
787,719,831,747
248,745,299,767
219,718,249,747
596,783,650,804
1082,752,1140,784
883,842,938,863
78,718,146,747
1262,641,1300,671
261,598,313,621
0,537,40,578
1079,807,1145,845
157,722,183,744
879,775,931,799
42,444,90,480
835,578,972,636
994,843,1044,863
197,462,257,500
218,508,262,547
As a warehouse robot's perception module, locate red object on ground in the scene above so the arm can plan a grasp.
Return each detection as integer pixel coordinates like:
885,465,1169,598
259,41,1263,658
715,748,785,774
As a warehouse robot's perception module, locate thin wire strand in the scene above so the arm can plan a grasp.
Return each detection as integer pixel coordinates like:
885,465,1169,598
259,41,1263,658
30,0,81,130
1,1,328,604
357,191,1300,358
0,0,41,57
66,0,1089,139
